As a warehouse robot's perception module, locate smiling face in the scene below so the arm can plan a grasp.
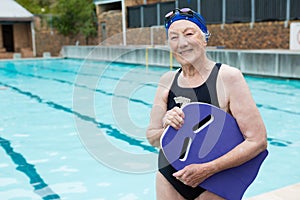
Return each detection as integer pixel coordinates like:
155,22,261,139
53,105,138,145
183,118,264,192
168,20,207,67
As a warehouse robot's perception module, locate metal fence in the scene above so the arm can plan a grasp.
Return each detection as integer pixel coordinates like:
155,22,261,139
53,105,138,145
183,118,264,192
62,46,300,79
128,0,300,28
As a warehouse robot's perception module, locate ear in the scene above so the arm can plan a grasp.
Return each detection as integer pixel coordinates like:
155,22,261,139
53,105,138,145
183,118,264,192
199,32,207,46
199,37,207,47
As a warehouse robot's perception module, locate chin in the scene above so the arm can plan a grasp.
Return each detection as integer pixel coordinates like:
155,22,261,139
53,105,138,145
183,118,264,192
175,55,195,66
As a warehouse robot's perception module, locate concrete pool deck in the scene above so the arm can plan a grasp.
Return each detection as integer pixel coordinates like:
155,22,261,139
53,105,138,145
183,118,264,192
247,182,300,200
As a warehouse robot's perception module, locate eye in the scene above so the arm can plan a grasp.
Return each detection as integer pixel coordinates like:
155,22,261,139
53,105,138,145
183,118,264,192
170,35,178,40
185,31,195,37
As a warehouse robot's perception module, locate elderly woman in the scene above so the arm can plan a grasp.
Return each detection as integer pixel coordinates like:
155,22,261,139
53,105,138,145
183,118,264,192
146,8,268,200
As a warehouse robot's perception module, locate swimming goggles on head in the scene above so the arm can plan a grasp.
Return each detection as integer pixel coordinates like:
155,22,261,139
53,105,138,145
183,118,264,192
164,8,210,42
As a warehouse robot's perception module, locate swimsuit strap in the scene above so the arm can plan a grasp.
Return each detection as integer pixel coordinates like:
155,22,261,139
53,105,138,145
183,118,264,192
206,63,222,107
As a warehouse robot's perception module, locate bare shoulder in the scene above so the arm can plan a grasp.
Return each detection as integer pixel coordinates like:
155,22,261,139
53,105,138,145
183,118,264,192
158,70,178,88
218,64,244,84
152,70,178,106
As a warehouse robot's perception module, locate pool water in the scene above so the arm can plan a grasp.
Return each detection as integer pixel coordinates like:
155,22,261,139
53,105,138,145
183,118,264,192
0,58,299,199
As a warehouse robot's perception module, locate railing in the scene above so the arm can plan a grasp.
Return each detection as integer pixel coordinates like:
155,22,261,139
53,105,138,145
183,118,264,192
127,0,300,28
61,45,300,79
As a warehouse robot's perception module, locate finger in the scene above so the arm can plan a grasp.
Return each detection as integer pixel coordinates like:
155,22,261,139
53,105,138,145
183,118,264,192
173,107,185,118
165,115,184,129
168,122,180,130
173,114,184,124
167,112,181,121
190,178,201,188
163,107,185,129
170,116,184,128
166,107,184,121
163,113,177,127
191,183,198,188
173,169,185,178
164,118,181,130
171,109,184,122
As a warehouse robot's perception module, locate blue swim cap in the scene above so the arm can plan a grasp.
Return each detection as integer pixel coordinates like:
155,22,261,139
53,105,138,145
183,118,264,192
165,8,210,41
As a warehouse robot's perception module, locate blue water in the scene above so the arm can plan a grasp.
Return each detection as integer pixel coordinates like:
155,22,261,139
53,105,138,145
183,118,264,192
0,58,299,199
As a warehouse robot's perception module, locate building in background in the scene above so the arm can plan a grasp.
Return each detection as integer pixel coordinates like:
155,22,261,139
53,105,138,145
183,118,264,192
0,0,35,58
94,0,172,45
94,0,300,49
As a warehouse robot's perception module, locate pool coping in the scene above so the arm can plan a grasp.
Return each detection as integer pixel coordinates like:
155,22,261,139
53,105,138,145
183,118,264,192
246,182,300,200
0,56,63,62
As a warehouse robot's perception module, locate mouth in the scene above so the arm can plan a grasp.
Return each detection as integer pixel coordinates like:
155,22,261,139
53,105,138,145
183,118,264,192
179,49,193,55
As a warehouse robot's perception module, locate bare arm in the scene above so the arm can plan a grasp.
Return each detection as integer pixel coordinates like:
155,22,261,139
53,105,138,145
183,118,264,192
174,66,268,187
146,71,176,148
210,66,267,171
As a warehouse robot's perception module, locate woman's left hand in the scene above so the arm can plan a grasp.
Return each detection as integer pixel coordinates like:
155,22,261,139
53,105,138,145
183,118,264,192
173,163,214,188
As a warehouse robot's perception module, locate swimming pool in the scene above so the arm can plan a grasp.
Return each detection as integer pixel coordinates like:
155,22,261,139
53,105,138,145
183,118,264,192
0,58,299,199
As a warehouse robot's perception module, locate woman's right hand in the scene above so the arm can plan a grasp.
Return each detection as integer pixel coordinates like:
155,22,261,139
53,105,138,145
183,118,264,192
162,107,185,130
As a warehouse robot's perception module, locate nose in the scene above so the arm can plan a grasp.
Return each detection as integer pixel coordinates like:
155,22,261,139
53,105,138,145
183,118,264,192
178,35,188,48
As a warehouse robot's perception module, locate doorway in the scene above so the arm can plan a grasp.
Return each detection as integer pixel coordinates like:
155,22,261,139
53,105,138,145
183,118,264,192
101,22,106,43
2,25,14,52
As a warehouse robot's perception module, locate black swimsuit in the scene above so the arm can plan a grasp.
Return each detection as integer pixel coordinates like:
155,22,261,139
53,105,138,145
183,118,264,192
158,63,222,200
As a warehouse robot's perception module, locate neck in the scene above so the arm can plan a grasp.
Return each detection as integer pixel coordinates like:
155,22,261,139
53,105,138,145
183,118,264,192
181,57,214,77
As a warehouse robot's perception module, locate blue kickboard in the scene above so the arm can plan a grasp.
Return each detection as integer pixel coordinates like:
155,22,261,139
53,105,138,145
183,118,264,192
161,102,268,200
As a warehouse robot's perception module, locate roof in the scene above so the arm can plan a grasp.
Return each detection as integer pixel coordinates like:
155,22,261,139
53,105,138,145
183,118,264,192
94,0,121,5
0,0,34,22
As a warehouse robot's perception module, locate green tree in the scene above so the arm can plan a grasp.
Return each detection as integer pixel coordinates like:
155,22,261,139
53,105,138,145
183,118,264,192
15,0,53,14
52,0,97,44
